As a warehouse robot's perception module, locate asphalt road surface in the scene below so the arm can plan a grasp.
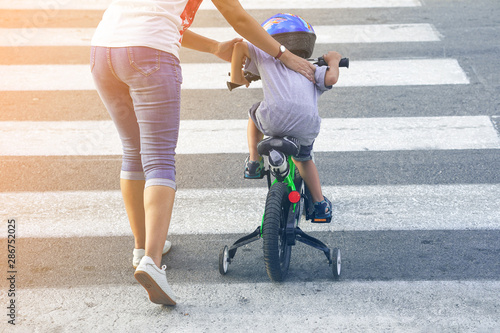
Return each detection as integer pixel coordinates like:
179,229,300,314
1,0,499,332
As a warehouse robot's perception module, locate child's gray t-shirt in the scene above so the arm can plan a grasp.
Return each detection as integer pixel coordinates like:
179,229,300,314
245,42,332,146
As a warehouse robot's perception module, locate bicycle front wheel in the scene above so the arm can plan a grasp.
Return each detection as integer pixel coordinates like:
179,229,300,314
263,182,292,282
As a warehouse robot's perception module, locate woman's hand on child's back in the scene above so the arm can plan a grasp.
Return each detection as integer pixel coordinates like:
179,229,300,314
280,51,316,83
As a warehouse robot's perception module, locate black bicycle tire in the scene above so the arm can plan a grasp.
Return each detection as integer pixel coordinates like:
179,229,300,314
262,182,292,282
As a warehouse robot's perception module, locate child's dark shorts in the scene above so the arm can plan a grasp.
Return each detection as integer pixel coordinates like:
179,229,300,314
293,141,314,161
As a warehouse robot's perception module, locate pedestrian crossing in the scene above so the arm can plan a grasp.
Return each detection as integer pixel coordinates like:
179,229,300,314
0,58,469,91
0,0,423,10
1,116,499,156
1,0,499,331
8,280,500,332
0,24,440,46
2,184,499,239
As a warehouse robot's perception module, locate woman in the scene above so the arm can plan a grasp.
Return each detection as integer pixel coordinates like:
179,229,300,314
90,0,315,306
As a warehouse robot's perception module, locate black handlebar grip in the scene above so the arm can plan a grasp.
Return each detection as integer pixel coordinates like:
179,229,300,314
339,58,349,68
227,81,242,91
227,72,262,91
316,57,349,68
316,57,327,67
244,72,261,82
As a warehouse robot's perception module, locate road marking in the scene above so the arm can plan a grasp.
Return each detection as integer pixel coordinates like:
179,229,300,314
0,24,439,46
201,0,422,9
0,28,94,47
0,0,421,10
1,184,499,238
0,59,469,91
12,281,500,331
314,23,440,43
1,116,498,156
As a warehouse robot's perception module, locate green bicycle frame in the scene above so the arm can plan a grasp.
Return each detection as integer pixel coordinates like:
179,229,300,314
260,155,299,236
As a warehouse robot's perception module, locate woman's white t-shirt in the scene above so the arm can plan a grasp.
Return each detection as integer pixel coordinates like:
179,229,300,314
91,0,203,59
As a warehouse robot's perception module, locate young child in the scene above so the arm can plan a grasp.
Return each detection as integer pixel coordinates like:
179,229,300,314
229,13,342,219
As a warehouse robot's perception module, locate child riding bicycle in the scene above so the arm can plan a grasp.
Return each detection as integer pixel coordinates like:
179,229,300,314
229,13,342,220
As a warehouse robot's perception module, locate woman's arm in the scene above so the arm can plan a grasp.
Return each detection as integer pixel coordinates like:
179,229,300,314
211,0,316,81
181,29,242,62
229,41,250,87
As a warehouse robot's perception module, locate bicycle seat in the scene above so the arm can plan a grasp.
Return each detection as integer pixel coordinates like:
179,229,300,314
257,136,301,157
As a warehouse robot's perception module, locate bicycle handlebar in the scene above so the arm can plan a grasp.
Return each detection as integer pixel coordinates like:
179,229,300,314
315,57,349,68
227,57,349,91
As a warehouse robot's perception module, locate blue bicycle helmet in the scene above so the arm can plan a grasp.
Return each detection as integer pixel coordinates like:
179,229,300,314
262,13,316,59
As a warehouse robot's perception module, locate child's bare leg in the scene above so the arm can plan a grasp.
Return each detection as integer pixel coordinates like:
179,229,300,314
247,117,264,161
294,159,324,203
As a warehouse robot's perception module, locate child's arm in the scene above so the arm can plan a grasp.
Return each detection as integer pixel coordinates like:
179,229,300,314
230,41,251,87
323,51,342,86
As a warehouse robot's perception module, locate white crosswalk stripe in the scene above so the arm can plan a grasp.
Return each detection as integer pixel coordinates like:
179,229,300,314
0,59,469,91
1,184,499,238
200,0,423,9
0,24,441,46
11,281,500,332
1,116,498,156
0,0,422,10
1,0,499,331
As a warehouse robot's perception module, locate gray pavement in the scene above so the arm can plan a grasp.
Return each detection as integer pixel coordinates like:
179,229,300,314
1,0,500,332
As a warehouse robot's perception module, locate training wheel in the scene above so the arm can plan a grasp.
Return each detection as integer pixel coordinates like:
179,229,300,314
219,245,230,275
330,248,341,279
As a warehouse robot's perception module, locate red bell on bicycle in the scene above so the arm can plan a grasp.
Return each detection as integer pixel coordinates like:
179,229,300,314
288,191,301,203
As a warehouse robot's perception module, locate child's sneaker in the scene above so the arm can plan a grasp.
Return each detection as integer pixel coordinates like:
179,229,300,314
244,156,265,179
312,196,332,223
134,256,176,305
133,240,172,269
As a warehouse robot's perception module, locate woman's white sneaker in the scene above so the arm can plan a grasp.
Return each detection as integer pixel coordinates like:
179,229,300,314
132,240,172,269
134,256,176,305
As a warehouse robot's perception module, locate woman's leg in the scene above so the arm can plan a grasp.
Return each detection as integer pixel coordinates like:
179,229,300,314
121,179,146,249
91,46,147,251
123,48,182,268
144,186,175,267
92,46,178,304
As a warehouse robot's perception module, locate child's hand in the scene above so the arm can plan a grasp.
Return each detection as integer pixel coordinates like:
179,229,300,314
323,51,342,66
215,37,244,62
323,51,342,86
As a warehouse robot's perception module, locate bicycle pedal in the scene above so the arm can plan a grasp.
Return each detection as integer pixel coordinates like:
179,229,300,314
311,216,332,223
244,174,265,180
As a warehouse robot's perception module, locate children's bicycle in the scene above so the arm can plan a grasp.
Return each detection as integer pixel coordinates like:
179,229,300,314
220,57,349,282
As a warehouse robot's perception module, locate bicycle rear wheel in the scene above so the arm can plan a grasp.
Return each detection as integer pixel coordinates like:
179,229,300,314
263,182,292,282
